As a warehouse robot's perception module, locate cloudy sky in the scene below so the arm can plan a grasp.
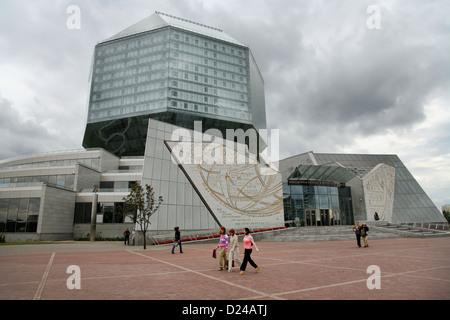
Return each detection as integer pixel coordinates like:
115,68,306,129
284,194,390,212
0,0,449,210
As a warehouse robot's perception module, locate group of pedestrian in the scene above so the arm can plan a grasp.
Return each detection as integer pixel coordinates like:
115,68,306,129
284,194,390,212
128,219,374,253
352,221,369,247
170,221,370,269
171,225,260,275
215,226,260,275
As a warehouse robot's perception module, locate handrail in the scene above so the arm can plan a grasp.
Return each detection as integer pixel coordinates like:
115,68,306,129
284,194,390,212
394,221,450,231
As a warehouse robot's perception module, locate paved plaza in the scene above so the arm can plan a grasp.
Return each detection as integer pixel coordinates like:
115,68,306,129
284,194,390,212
0,237,449,301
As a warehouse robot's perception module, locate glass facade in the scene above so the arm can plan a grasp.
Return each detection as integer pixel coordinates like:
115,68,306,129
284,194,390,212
83,13,265,156
313,153,444,223
167,29,251,123
283,183,354,226
87,28,170,124
98,180,135,192
73,202,92,224
74,202,130,224
83,112,256,157
0,198,40,232
87,27,251,125
0,157,100,171
0,174,75,190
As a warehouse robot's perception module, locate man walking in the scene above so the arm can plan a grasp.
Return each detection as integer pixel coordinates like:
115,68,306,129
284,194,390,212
352,221,362,247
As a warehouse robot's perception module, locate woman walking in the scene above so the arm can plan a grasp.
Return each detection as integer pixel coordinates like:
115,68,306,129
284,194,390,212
131,228,136,246
239,228,260,275
216,226,229,270
171,226,183,254
227,229,242,272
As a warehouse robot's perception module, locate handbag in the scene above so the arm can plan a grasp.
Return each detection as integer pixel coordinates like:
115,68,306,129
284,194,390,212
361,229,367,237
212,248,216,259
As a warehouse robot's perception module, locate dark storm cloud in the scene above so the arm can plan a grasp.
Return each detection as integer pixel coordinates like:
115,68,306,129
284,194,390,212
0,0,96,160
0,0,448,207
208,0,450,157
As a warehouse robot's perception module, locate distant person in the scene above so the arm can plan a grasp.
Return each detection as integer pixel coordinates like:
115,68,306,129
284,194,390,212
216,226,228,270
239,228,260,275
361,223,369,247
374,212,379,221
352,221,361,247
131,228,136,246
172,226,183,254
123,228,130,245
227,229,242,272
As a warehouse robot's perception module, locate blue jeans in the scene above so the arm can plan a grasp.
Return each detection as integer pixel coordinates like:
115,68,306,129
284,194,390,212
172,240,182,253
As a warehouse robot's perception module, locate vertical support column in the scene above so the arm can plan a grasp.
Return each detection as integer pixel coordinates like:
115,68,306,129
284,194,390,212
90,186,98,242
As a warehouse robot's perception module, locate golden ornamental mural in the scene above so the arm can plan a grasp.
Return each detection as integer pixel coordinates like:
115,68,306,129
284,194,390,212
166,140,284,228
198,163,283,217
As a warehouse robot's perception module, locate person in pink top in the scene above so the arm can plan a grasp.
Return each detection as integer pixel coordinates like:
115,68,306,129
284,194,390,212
216,226,229,271
239,227,260,275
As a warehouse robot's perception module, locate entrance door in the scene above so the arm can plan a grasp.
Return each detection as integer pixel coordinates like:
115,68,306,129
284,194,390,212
333,210,341,225
320,209,330,226
305,209,316,226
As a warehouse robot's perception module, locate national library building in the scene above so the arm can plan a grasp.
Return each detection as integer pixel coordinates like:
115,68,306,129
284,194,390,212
0,12,445,241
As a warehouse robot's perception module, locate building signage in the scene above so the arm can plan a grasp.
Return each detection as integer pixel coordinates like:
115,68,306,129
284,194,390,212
288,180,345,188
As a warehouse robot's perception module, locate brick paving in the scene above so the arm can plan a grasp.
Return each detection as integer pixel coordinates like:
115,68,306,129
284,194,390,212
0,237,449,301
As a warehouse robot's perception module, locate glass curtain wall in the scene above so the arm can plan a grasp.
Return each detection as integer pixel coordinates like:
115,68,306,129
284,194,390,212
74,202,130,224
167,28,252,124
283,183,353,226
0,174,75,190
0,198,40,232
87,28,170,124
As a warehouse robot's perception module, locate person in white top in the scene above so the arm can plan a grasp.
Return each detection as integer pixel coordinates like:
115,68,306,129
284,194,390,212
227,229,242,272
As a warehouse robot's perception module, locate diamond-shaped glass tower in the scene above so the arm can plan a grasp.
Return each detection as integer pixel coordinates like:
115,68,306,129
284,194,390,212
83,11,266,156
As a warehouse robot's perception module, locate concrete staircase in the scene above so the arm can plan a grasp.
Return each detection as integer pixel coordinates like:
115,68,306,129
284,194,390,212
253,224,396,242
145,221,450,246
374,222,450,238
253,221,450,243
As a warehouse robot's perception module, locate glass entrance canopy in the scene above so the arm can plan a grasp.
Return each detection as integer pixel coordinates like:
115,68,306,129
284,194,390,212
287,164,358,186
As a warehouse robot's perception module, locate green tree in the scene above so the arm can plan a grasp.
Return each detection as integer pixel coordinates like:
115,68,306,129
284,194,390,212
123,181,163,249
443,210,450,224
